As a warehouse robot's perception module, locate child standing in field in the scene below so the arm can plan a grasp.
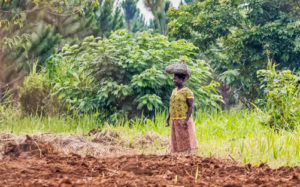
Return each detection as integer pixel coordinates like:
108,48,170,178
166,62,198,153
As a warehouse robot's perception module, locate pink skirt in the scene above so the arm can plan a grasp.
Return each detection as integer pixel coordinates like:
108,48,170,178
171,118,198,153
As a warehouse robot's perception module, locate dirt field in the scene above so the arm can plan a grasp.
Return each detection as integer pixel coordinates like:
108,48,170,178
0,135,300,186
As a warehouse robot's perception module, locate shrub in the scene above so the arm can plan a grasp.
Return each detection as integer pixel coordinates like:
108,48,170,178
19,65,63,116
257,61,300,130
46,30,222,119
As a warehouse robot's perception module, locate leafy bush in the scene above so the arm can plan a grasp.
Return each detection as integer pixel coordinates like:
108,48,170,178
257,61,300,130
46,30,222,119
19,65,63,116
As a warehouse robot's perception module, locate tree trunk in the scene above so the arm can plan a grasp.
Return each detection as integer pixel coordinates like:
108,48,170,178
0,50,3,102
159,10,166,35
0,49,26,102
153,13,160,33
126,20,131,32
220,83,230,110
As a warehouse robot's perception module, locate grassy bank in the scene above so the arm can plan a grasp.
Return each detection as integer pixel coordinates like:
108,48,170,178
0,109,299,168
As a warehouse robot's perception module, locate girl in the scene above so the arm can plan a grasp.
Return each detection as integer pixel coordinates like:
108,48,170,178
166,73,198,153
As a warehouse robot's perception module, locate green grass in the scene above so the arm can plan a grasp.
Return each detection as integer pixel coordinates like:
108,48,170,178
0,108,299,168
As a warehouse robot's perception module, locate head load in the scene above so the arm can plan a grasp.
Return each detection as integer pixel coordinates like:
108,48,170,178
165,60,191,81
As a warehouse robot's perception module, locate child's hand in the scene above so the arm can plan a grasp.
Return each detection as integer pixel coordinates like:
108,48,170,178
166,118,170,127
183,119,188,130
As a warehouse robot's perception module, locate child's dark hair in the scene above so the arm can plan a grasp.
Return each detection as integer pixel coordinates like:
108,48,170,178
174,73,186,80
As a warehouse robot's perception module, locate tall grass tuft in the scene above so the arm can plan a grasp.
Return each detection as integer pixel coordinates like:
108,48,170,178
257,60,300,130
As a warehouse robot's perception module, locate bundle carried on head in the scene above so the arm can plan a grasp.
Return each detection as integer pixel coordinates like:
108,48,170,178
166,60,191,80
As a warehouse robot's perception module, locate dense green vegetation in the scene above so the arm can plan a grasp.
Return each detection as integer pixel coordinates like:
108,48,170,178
168,0,300,104
44,30,221,119
0,0,299,167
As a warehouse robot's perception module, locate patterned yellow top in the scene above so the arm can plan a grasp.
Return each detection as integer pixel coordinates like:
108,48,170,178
169,87,194,120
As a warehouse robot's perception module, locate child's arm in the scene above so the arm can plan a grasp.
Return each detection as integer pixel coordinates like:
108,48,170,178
166,112,170,126
184,98,194,129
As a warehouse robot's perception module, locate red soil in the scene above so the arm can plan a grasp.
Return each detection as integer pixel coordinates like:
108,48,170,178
0,136,299,186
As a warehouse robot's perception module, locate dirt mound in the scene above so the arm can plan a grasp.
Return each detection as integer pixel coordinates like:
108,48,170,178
1,134,299,186
0,153,299,186
137,131,168,145
89,129,120,145
3,135,56,158
0,132,13,143
0,132,135,157
96,155,300,186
